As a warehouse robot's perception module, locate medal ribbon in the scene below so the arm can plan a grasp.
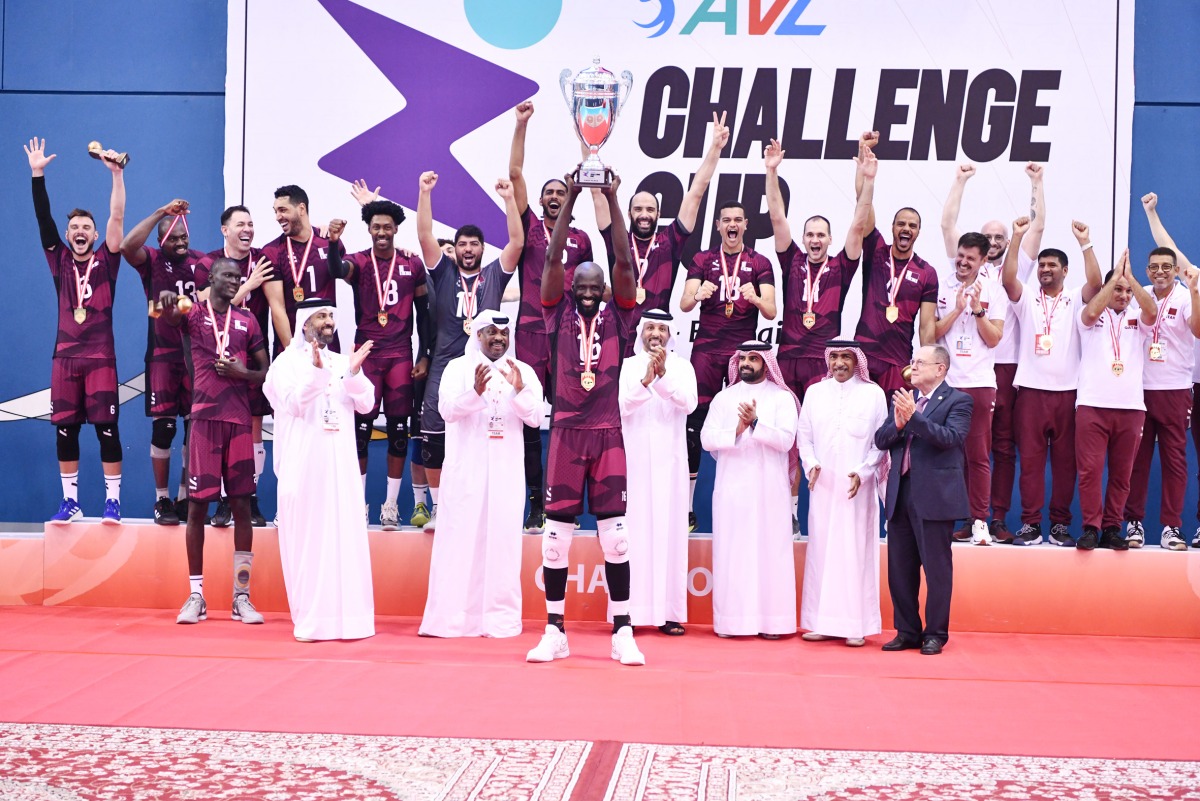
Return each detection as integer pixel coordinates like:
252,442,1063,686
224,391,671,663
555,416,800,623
1150,288,1172,345
460,270,482,322
72,256,97,313
803,258,829,315
205,298,233,358
719,249,744,306
1105,309,1124,364
886,254,912,309
577,312,599,374
1038,289,1064,336
163,214,189,239
223,247,252,308
285,236,315,295
632,235,653,289
372,249,398,318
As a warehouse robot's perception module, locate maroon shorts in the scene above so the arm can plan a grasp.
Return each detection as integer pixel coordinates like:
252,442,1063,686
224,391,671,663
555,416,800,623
691,348,734,407
145,360,192,418
545,427,627,518
51,357,119,425
187,419,254,502
249,384,272,418
779,356,828,403
516,331,552,400
360,350,414,418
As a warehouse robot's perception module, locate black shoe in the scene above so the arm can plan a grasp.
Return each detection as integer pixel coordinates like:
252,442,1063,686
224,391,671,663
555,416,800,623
523,488,545,534
249,495,266,527
1013,522,1042,546
688,512,698,533
1077,526,1099,550
174,497,190,523
920,637,944,655
210,497,232,527
153,497,179,526
881,636,920,652
1099,526,1129,550
989,519,1014,544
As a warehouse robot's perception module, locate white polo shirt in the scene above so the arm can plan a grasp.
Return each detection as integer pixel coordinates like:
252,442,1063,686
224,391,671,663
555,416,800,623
1076,305,1151,410
1140,282,1195,391
1011,285,1084,391
936,274,1008,388
978,249,1035,364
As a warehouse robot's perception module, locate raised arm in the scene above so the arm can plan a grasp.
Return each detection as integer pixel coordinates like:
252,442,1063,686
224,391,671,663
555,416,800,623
1123,251,1158,326
1081,250,1126,327
509,101,533,215
940,164,974,259
101,153,125,252
542,173,579,305
496,178,524,273
764,138,791,252
1002,216,1030,303
323,219,355,281
262,281,291,347
678,111,728,233
845,147,877,261
26,137,62,250
604,175,636,305
121,199,188,266
1072,220,1103,302
855,131,879,234
415,171,442,270
1141,192,1192,266
1022,163,1047,258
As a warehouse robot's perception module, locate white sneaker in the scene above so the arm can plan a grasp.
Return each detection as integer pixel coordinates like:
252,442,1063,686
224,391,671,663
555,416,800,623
971,518,992,546
526,625,569,663
1161,526,1187,551
364,503,370,525
1125,520,1145,548
380,500,400,531
231,594,264,624
611,625,646,666
424,505,438,534
175,593,207,624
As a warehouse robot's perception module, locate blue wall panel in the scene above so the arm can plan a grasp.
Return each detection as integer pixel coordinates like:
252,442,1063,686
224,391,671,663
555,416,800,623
1133,0,1200,104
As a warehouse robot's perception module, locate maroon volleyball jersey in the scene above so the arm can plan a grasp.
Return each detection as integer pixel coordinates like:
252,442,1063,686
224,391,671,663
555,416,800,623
132,246,207,363
517,206,593,334
46,243,121,359
180,302,265,425
543,295,638,429
777,245,860,360
344,248,426,355
600,219,688,313
853,228,939,367
686,246,775,353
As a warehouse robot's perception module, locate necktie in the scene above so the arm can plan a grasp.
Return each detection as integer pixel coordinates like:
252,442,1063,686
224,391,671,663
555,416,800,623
901,396,929,475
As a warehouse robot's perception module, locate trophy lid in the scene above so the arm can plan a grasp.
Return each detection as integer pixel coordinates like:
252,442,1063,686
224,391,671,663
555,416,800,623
572,57,618,90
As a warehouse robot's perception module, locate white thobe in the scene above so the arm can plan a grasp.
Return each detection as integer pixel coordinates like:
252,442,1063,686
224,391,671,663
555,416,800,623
419,352,543,637
263,344,376,641
701,380,799,636
619,350,698,626
796,375,887,639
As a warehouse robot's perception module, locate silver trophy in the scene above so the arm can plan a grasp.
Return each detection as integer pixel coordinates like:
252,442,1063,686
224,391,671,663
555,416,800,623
559,58,633,188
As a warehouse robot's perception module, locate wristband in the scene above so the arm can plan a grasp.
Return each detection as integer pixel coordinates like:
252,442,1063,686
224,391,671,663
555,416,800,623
1080,242,1094,252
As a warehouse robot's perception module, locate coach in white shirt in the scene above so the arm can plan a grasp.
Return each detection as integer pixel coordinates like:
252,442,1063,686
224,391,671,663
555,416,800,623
935,232,1006,545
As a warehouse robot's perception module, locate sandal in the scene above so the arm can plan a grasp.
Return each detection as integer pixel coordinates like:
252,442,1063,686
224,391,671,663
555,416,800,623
658,621,686,636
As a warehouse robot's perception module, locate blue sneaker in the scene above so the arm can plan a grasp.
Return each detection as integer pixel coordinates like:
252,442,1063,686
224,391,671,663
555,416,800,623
101,498,121,526
50,498,82,524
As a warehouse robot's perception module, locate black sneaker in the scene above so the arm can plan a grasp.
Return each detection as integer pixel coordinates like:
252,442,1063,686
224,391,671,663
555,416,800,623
249,495,266,527
1077,526,1099,550
153,497,180,526
989,519,1014,544
688,512,698,533
210,497,233,527
1049,522,1076,547
1098,526,1129,550
1013,522,1042,546
174,497,190,523
523,488,545,534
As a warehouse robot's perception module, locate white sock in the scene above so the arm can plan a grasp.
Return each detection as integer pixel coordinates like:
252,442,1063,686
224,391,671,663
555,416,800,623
689,477,697,511
219,479,227,498
546,599,565,615
792,495,799,517
413,482,428,506
430,487,440,507
61,472,78,501
104,474,121,501
253,443,266,484
177,475,188,500
361,473,367,490
156,487,169,501
189,575,203,596
386,476,402,505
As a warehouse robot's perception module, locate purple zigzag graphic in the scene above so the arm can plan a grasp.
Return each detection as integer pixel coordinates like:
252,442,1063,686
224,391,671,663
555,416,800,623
317,0,538,244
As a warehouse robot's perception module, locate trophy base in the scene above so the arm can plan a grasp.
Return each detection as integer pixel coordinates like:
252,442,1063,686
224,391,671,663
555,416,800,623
574,165,612,189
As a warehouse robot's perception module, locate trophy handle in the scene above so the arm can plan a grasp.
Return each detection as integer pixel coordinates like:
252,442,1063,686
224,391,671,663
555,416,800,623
558,68,575,111
617,70,635,113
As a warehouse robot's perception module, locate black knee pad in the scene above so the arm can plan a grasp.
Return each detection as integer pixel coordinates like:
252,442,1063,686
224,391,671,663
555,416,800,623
421,432,446,469
94,423,122,463
151,417,177,450
354,414,373,459
385,415,408,459
56,425,81,462
686,405,709,475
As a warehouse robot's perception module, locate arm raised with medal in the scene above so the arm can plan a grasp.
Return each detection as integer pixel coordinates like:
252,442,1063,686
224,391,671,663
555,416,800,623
602,174,636,306
120,198,188,268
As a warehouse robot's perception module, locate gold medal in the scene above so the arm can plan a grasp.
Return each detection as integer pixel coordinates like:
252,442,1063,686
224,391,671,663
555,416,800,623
378,312,388,328
1038,333,1054,352
293,286,305,302
463,318,472,335
581,370,596,391
1111,360,1125,377
73,308,87,324
885,305,899,323
636,287,646,305
724,301,734,318
803,312,816,329
1149,342,1165,362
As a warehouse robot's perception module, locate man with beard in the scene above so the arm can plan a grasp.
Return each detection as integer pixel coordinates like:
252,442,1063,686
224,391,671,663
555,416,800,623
701,342,799,640
680,200,777,530
420,310,543,638
510,101,595,533
1075,251,1157,550
939,162,1047,543
159,259,270,626
592,112,728,319
796,341,887,647
261,185,338,351
195,206,275,527
415,172,522,533
326,200,432,530
1001,217,1102,546
934,232,1006,546
853,133,939,394
618,310,698,636
525,174,644,666
26,136,126,525
122,198,208,525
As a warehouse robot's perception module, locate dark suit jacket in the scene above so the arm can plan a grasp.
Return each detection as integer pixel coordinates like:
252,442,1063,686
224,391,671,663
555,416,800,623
874,380,973,522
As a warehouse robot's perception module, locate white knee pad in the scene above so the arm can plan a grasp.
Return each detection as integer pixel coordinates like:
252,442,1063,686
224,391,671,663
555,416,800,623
597,516,630,564
541,519,575,569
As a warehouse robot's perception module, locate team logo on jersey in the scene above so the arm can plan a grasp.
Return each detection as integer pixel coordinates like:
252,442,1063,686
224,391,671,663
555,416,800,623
235,320,248,332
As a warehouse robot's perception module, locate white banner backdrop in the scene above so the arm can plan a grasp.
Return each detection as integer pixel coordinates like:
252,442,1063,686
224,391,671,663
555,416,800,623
225,0,1134,362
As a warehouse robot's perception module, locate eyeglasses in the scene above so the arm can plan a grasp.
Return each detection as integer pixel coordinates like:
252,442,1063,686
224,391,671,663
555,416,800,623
1146,264,1177,273
910,359,947,369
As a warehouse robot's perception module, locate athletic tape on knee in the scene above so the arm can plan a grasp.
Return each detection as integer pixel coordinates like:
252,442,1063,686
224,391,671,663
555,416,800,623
541,518,575,569
354,415,373,458
95,424,122,463
597,516,630,563
386,415,408,458
56,425,81,462
151,418,177,450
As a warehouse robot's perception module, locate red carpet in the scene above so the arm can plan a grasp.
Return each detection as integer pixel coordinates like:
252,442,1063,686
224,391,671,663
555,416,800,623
2,606,1198,765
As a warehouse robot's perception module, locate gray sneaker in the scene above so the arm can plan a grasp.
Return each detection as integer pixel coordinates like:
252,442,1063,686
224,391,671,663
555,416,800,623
380,500,400,531
176,593,207,624
231,593,264,624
